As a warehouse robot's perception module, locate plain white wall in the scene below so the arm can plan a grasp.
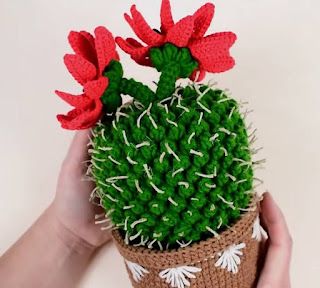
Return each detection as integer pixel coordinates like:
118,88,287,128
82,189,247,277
0,0,319,287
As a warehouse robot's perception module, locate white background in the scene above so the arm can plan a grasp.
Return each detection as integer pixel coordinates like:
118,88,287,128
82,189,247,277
0,0,319,287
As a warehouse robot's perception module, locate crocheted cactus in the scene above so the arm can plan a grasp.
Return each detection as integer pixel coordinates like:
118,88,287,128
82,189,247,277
89,43,253,248
56,0,256,249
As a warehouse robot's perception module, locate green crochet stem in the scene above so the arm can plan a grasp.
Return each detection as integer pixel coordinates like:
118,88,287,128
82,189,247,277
101,60,155,111
101,60,123,113
150,43,198,101
155,63,180,101
101,44,197,112
120,78,155,107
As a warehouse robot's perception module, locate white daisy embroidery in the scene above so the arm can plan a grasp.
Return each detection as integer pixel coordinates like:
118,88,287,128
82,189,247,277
252,216,268,242
125,260,149,282
215,242,246,274
159,265,202,288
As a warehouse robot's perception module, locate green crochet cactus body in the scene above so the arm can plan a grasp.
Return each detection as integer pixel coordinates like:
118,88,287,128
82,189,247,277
91,76,253,247
53,0,259,252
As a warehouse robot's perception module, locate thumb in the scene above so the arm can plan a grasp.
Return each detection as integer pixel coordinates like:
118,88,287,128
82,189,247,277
63,129,92,175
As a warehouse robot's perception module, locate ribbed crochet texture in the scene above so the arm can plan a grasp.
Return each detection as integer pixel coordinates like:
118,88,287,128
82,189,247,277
113,202,261,288
91,77,253,247
55,1,264,287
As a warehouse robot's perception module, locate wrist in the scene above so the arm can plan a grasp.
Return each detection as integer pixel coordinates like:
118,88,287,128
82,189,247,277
44,205,97,255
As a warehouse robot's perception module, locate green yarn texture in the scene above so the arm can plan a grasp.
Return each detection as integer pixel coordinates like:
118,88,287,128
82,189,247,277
91,82,253,248
88,44,254,249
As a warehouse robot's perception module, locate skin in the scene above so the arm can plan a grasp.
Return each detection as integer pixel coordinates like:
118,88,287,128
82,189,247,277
0,130,111,288
0,130,292,288
257,192,293,288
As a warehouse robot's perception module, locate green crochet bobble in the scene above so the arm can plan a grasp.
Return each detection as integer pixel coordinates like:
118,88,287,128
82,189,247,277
90,44,254,249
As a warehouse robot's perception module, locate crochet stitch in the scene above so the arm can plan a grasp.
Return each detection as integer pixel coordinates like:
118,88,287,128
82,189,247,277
55,1,266,287
56,27,120,129
116,0,236,81
113,206,262,288
90,81,253,247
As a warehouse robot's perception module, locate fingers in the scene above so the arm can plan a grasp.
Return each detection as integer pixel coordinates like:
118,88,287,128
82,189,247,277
63,129,92,174
257,192,292,288
261,192,292,247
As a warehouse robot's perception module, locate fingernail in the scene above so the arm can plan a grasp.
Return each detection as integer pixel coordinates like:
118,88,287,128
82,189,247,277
262,191,271,200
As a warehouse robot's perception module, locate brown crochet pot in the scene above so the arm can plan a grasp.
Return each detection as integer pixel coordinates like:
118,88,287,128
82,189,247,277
112,204,265,288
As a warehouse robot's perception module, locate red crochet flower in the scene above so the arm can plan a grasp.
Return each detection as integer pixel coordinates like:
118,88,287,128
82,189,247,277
56,26,119,130
116,0,236,81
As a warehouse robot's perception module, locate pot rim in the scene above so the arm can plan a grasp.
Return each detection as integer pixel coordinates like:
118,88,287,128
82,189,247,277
112,200,259,269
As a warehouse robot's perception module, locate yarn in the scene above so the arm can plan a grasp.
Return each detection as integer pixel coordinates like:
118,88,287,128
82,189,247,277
101,60,123,112
91,82,253,247
54,1,266,286
150,44,198,101
120,78,155,107
116,0,236,81
56,26,119,129
113,205,261,288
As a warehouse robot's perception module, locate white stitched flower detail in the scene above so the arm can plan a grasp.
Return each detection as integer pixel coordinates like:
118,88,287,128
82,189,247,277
252,216,268,242
215,243,246,274
125,260,149,282
159,265,202,288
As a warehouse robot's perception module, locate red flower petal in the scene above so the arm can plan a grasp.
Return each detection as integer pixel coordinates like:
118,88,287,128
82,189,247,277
79,31,95,47
57,100,102,130
166,16,194,47
192,3,215,39
64,54,97,85
126,37,144,48
55,90,91,109
160,0,174,33
196,54,235,74
57,108,83,128
127,5,163,46
68,31,97,65
189,32,237,73
116,37,142,52
94,26,118,75
116,37,151,66
83,77,108,99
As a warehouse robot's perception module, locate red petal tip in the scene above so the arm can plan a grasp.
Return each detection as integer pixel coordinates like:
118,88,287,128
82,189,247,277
204,3,215,9
130,4,137,14
94,26,108,35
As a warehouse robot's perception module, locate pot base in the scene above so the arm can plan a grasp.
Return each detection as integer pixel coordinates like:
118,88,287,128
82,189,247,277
112,204,265,288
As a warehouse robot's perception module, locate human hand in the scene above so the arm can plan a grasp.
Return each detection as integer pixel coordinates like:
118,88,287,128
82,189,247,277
0,130,111,288
257,192,292,288
51,129,111,250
